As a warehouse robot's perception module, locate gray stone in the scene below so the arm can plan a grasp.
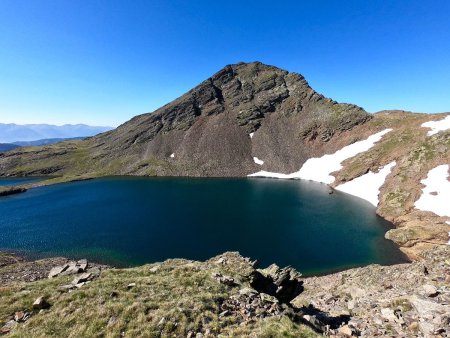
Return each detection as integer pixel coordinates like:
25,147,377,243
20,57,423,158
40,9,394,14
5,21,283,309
32,296,50,310
260,293,278,303
14,311,30,322
381,308,397,322
72,272,92,285
58,284,75,292
422,284,438,297
0,320,17,334
338,324,353,336
48,264,69,278
77,259,88,271
149,265,160,273
239,287,257,296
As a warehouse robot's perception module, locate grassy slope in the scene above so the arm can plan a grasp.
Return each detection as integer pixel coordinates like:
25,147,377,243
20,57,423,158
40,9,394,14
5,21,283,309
0,254,318,338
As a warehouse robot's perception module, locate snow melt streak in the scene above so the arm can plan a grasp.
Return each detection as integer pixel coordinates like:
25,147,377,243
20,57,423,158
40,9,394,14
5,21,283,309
421,115,450,136
414,164,450,218
336,162,396,207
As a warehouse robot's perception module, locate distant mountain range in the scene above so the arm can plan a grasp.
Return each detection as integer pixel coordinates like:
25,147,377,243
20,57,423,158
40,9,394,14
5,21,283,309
0,123,112,143
0,137,86,152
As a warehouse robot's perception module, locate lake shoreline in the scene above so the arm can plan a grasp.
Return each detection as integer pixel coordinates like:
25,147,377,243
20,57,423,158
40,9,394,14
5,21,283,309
0,176,407,274
1,174,444,263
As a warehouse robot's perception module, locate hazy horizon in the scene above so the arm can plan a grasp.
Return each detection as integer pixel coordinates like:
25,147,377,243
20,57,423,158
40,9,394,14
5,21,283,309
1,1,450,126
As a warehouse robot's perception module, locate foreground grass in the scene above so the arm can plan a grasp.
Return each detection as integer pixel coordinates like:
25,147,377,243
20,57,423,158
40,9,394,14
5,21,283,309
0,255,318,337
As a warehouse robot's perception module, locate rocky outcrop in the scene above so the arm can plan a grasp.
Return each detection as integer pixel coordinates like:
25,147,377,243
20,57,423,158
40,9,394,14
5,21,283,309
294,245,450,337
0,254,107,285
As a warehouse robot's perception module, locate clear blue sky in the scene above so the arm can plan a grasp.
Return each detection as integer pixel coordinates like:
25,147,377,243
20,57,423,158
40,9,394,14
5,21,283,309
1,0,449,127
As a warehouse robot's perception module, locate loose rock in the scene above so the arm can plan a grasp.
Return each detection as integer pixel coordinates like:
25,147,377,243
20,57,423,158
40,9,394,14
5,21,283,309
32,296,50,310
422,284,439,297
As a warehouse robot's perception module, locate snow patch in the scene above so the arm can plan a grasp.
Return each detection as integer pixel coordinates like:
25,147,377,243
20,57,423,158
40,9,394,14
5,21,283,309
248,129,393,184
414,165,450,218
336,162,396,207
170,153,175,158
253,157,264,165
249,133,254,139
421,115,450,136
248,171,292,179
295,129,392,184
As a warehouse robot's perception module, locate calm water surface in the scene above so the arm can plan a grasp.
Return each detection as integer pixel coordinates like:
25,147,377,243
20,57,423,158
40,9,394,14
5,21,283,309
0,177,407,275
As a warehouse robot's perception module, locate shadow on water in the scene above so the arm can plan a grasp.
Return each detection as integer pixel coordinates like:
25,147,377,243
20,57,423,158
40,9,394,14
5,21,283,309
0,176,408,275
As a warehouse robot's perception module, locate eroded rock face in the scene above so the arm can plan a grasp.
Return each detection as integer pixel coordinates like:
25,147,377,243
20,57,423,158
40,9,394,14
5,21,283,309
0,62,370,178
249,264,304,303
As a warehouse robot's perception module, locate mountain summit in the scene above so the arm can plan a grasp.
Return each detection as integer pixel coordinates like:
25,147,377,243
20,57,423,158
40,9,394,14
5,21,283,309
96,61,370,176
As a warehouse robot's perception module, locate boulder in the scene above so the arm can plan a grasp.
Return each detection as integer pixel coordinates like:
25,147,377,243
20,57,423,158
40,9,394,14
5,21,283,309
212,273,236,286
71,272,92,285
149,265,160,273
250,265,303,303
380,308,397,322
422,284,439,297
77,259,88,271
48,264,69,278
48,260,89,278
338,324,354,336
32,296,50,310
0,320,17,334
14,311,30,322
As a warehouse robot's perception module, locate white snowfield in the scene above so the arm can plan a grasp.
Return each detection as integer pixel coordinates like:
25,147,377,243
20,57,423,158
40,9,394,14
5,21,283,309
336,162,396,207
414,163,449,250
421,115,450,136
414,164,450,218
253,157,264,165
249,133,254,139
170,153,175,158
248,129,393,184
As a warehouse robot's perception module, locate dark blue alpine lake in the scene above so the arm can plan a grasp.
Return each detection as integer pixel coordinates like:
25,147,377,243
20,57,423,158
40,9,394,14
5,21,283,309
0,177,407,275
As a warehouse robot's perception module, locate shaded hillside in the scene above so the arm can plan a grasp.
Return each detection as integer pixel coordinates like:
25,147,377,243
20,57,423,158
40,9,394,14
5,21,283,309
0,62,370,178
